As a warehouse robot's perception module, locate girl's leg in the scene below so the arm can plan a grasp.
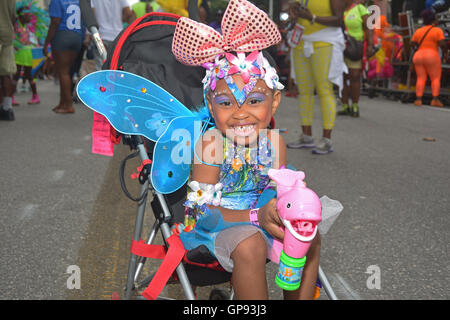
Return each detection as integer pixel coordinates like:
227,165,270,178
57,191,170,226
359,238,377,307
283,232,321,300
230,232,269,299
310,45,336,141
12,65,21,106
24,67,39,104
53,50,78,113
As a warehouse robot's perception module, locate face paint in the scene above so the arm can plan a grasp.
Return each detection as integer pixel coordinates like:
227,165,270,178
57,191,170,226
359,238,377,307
202,51,284,108
246,92,267,105
213,94,234,107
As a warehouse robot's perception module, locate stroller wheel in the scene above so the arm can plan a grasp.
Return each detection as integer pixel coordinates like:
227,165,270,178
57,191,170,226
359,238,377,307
209,288,230,300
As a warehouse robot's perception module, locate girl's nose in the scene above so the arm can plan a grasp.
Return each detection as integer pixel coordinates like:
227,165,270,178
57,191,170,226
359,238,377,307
232,103,250,119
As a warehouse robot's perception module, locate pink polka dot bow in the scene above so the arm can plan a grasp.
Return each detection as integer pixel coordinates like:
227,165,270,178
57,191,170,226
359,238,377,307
172,0,281,66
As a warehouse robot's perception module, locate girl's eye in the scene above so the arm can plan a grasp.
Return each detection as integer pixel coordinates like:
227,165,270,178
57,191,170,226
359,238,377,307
246,93,266,105
214,96,234,108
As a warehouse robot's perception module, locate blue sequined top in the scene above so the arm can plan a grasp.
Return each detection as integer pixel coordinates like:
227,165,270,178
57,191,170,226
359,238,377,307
184,132,276,227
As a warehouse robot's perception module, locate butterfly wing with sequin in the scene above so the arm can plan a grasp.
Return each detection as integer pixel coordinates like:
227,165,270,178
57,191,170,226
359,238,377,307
77,70,210,194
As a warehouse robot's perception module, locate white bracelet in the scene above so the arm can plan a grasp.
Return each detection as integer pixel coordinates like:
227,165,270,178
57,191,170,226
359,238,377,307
187,181,223,206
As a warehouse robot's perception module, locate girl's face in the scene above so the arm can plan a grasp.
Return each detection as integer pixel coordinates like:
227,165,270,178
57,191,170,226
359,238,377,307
206,75,281,146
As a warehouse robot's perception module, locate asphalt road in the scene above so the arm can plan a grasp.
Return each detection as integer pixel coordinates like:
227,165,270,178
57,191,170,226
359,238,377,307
0,78,449,300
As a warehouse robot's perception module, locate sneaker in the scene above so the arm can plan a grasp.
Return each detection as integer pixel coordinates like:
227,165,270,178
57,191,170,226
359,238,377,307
312,137,333,155
287,134,315,149
0,108,15,121
350,104,360,117
413,99,422,107
337,104,350,116
28,94,40,104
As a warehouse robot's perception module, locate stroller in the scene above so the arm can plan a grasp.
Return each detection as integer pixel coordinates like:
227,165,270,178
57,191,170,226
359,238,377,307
78,0,339,301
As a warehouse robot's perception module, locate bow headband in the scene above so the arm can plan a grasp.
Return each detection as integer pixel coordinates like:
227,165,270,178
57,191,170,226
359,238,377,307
172,0,283,103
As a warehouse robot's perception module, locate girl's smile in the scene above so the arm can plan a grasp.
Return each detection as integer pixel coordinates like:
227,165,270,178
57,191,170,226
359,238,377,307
207,75,281,146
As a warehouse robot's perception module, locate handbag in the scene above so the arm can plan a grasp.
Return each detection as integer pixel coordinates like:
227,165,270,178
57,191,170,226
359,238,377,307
344,33,364,61
342,4,364,61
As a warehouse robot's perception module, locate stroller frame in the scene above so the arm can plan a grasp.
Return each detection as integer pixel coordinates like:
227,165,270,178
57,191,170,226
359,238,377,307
121,136,338,300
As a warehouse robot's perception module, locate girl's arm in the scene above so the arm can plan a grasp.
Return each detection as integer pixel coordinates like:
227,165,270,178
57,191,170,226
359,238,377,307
290,0,345,28
43,17,60,56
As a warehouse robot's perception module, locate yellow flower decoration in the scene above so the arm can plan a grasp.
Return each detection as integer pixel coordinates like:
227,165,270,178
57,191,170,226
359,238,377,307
232,158,243,171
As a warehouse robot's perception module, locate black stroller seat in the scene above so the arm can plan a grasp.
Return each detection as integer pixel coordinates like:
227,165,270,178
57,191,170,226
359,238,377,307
100,12,232,300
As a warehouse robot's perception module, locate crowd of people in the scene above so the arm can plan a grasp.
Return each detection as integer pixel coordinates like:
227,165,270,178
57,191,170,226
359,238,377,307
1,0,448,124
0,0,448,301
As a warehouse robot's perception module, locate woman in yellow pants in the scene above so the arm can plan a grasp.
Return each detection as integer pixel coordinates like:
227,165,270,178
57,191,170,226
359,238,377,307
287,0,346,155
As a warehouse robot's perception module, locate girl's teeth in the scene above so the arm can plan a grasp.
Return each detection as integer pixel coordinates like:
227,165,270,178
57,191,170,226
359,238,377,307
234,125,255,136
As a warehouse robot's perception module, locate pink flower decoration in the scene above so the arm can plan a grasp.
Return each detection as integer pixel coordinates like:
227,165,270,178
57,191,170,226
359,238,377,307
225,51,261,84
202,60,226,91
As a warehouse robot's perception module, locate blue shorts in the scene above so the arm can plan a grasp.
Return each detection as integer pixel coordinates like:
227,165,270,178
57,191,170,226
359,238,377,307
51,30,82,52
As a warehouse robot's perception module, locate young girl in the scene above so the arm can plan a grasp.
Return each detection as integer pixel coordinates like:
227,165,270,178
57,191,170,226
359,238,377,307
172,0,321,300
13,6,40,105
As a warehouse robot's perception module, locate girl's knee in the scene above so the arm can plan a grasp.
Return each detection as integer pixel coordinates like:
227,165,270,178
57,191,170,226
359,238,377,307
232,232,267,264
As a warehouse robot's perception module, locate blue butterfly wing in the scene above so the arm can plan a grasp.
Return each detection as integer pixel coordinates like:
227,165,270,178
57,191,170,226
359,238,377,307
151,116,204,194
76,70,194,142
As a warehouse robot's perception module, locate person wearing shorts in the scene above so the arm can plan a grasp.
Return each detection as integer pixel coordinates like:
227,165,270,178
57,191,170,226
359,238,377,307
43,0,84,114
337,0,373,118
0,0,17,121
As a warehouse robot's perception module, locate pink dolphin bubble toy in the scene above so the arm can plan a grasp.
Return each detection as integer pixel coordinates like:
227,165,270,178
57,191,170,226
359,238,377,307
267,168,322,291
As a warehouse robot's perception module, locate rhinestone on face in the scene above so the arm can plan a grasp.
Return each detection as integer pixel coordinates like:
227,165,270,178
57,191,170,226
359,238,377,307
99,86,106,92
141,88,147,93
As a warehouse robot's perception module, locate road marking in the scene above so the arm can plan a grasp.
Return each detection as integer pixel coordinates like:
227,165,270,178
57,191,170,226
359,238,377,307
71,149,83,155
19,204,39,220
50,170,65,181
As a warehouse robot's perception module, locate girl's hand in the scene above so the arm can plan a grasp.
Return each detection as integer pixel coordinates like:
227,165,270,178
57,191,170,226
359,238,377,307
258,199,284,241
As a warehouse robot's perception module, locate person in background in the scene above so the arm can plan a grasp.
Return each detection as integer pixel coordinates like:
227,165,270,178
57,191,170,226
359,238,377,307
337,0,373,117
411,8,447,107
0,0,18,121
44,0,85,114
132,1,158,19
90,0,135,71
13,6,41,106
286,0,347,155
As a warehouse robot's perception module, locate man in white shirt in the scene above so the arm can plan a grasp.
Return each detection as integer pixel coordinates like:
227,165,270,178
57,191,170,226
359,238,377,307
91,0,135,70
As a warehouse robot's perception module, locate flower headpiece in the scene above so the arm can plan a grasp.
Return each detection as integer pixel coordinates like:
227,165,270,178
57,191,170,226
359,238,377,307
172,0,284,105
